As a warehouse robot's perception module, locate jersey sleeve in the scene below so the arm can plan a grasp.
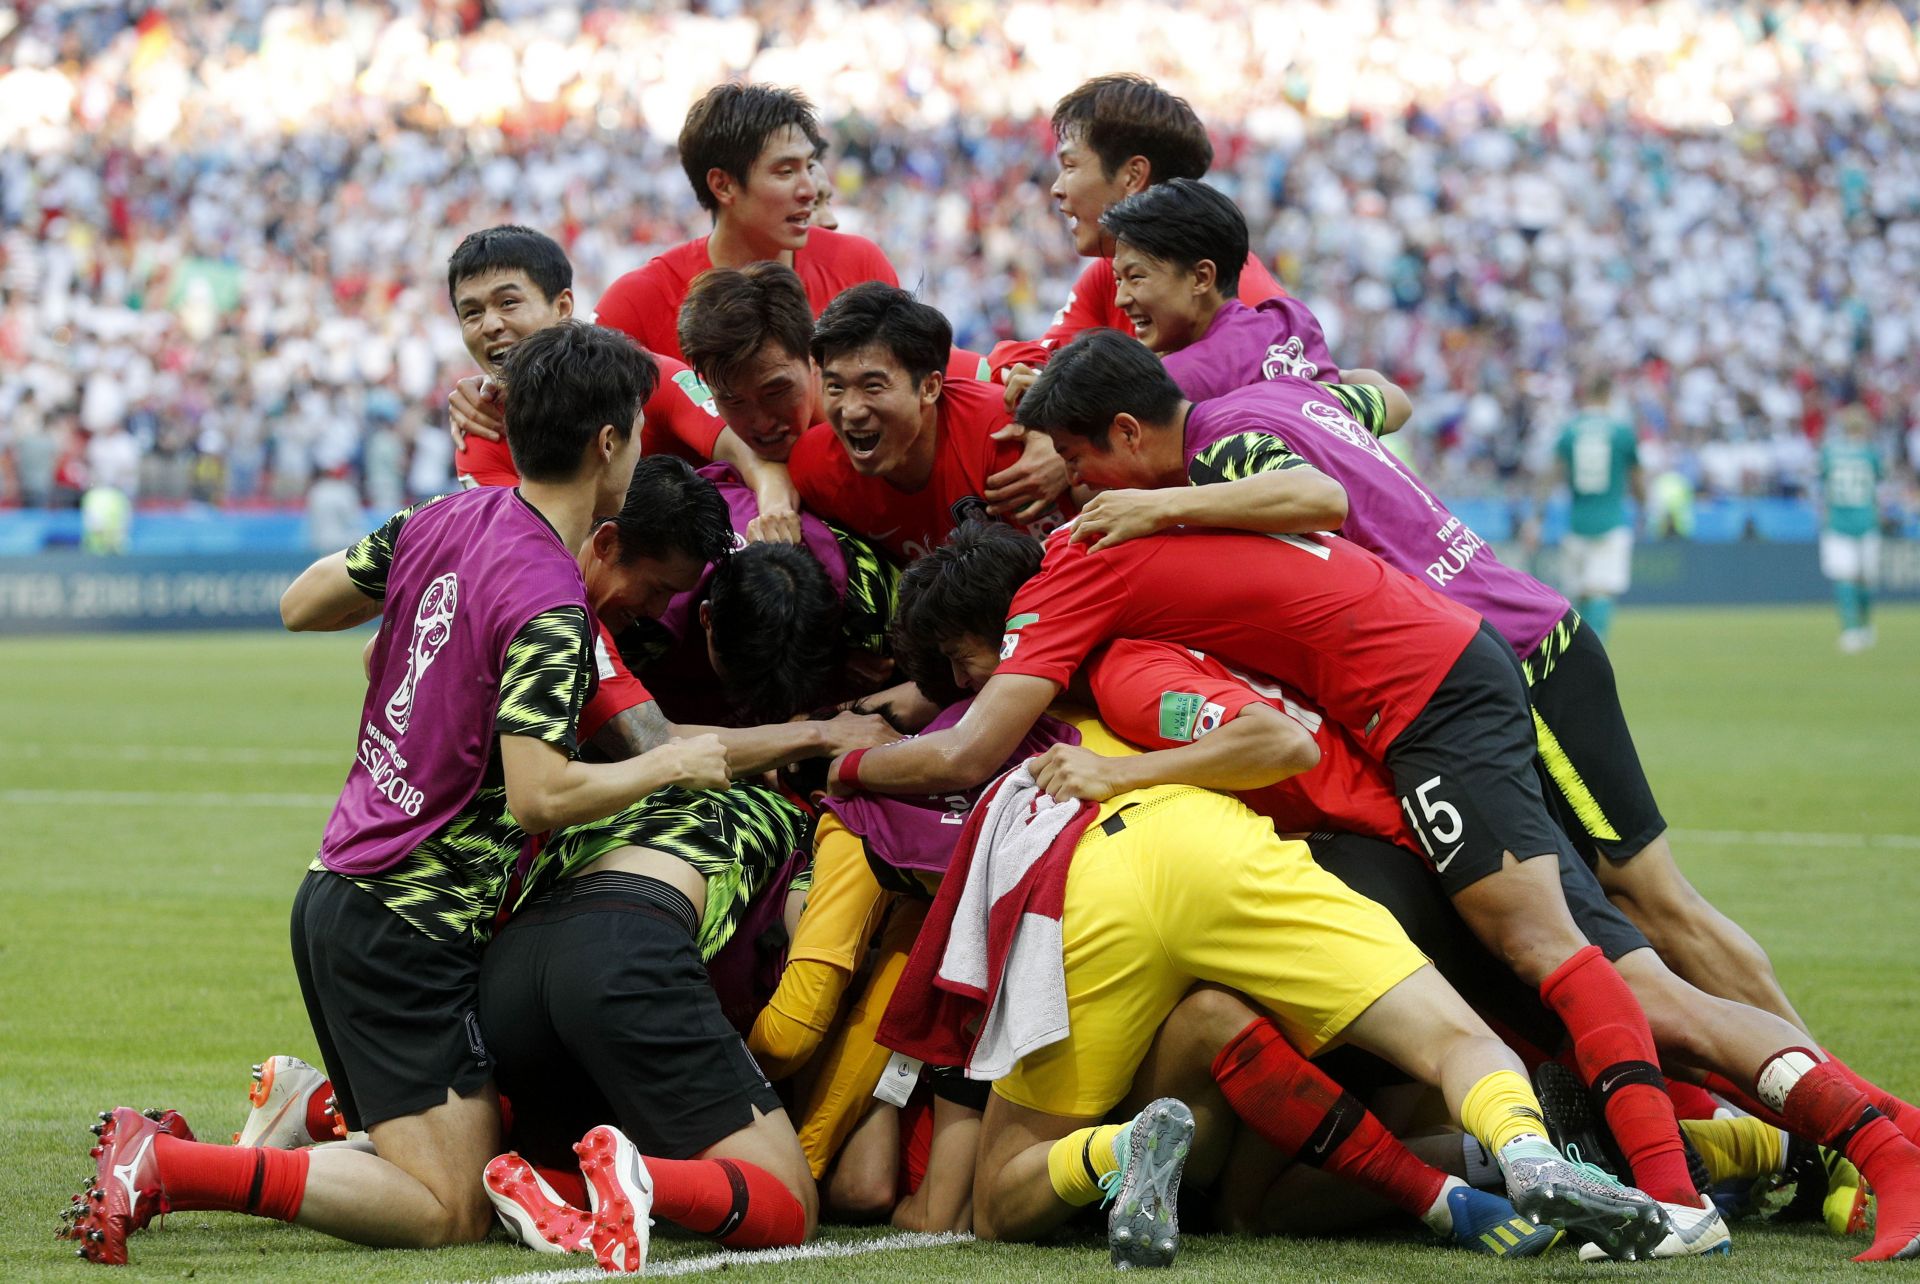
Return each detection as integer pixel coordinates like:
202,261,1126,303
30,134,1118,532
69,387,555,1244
828,523,899,655
1317,383,1389,436
647,356,726,460
1039,258,1119,349
593,265,680,362
454,435,521,488
991,543,1130,688
984,338,1055,382
496,604,594,755
1618,422,1641,469
343,494,452,599
945,345,991,383
1187,430,1306,486
788,427,850,526
1085,639,1270,751
577,621,655,745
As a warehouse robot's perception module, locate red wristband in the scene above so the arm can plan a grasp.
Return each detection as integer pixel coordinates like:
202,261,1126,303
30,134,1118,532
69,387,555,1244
840,748,869,789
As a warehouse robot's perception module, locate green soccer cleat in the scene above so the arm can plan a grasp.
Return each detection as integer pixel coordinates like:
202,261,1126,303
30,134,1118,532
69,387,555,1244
1102,1097,1194,1269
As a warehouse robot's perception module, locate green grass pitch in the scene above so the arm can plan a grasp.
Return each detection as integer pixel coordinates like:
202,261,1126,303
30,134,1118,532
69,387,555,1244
3,605,1917,1282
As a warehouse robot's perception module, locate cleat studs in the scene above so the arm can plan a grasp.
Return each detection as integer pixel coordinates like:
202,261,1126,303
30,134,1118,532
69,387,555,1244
90,1123,105,1137
87,1230,104,1243
90,1188,104,1201
90,1146,103,1159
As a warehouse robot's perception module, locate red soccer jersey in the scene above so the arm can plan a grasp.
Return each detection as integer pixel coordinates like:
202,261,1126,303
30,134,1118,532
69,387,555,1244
1086,638,1413,852
455,352,725,484
986,251,1285,379
592,228,900,364
787,375,1065,563
995,526,1479,754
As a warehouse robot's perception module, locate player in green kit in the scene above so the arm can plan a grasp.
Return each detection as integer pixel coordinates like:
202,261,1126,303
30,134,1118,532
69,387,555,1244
1554,376,1641,640
1819,406,1885,653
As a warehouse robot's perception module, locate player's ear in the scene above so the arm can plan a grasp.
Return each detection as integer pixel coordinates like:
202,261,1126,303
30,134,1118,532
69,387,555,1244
698,599,713,637
595,422,621,463
918,369,944,407
589,519,621,563
1111,413,1141,452
706,167,736,209
1119,155,1152,195
552,287,575,319
1192,258,1217,299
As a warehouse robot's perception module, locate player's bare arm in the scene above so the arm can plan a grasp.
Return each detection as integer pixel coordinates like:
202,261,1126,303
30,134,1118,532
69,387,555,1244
1029,703,1317,802
499,731,729,833
281,551,383,632
446,373,504,448
1070,466,1348,552
828,672,1058,794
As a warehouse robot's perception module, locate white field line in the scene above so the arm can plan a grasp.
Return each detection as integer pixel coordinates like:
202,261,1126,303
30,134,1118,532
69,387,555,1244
1669,826,1920,851
469,1230,973,1284
1,788,336,809
0,742,341,765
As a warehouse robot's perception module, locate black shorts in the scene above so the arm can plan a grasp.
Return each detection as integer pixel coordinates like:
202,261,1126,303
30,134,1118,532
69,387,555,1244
1385,622,1569,894
1306,832,1563,1055
289,868,492,1133
1555,841,1652,963
477,870,783,1166
1523,610,1669,864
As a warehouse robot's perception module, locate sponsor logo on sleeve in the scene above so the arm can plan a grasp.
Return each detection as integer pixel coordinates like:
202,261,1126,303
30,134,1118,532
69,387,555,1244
1001,611,1039,661
1158,690,1203,741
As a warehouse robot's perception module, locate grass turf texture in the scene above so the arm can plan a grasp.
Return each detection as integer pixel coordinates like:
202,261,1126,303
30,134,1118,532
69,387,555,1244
3,604,1916,1282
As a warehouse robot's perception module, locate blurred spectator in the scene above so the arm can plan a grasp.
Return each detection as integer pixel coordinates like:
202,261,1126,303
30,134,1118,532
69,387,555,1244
0,0,1914,515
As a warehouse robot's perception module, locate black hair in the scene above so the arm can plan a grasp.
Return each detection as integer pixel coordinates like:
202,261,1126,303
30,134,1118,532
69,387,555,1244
706,542,843,722
1014,328,1184,448
446,225,572,307
678,263,815,393
603,455,733,567
679,83,826,214
892,522,1043,701
811,282,952,387
1100,178,1247,297
1051,74,1212,183
498,322,656,483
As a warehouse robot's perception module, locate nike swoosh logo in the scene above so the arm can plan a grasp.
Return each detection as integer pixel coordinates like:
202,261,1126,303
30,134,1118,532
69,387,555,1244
1312,1133,1333,1156
1434,843,1465,872
113,1131,156,1211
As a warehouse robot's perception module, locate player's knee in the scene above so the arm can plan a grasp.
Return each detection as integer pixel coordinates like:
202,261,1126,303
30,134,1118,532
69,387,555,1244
825,1161,896,1221
1169,985,1263,1060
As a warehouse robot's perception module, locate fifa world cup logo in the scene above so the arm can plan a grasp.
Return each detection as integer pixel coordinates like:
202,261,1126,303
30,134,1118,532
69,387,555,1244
385,573,459,735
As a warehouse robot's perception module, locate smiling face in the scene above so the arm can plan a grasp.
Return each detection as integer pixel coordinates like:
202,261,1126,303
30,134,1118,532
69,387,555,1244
1112,242,1212,354
453,269,572,378
581,529,709,635
1050,134,1138,258
940,632,1002,693
1041,420,1158,493
820,342,940,483
715,124,819,255
708,339,819,462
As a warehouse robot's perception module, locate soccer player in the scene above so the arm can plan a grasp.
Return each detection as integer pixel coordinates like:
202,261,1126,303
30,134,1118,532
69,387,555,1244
1554,374,1642,641
1021,327,1826,1051
986,76,1288,392
1819,405,1884,652
677,263,1064,525
592,84,894,365
875,528,1657,1262
65,322,734,1265
1101,177,1338,394
787,283,1071,563
440,225,801,534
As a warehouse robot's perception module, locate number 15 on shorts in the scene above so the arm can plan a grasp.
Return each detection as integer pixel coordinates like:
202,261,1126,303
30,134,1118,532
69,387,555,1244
1402,775,1465,872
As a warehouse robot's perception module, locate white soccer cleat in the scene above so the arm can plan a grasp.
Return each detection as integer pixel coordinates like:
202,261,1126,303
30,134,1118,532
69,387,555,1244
485,1152,593,1254
233,1056,339,1149
1578,1195,1732,1260
574,1124,655,1274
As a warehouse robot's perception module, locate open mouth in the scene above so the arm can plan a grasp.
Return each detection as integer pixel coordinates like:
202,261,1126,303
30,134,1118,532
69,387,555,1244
1125,312,1152,333
486,343,513,368
842,426,883,459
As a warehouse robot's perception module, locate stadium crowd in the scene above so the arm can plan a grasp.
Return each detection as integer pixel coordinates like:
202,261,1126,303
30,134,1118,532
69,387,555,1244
1,0,1918,517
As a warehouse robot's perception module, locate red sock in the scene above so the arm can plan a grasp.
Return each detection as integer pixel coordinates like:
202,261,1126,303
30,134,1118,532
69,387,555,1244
1212,1018,1447,1221
1701,1072,1789,1129
154,1136,308,1221
1538,945,1695,1205
1666,1080,1719,1121
1770,1056,1920,1261
534,1163,589,1208
1821,1050,1920,1147
646,1156,806,1248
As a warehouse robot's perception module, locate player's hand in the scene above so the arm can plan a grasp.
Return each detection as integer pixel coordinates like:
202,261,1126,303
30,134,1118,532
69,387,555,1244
745,508,804,544
1068,488,1174,552
1029,744,1122,803
666,733,731,790
448,375,505,449
818,710,902,756
984,427,1068,522
1000,363,1040,413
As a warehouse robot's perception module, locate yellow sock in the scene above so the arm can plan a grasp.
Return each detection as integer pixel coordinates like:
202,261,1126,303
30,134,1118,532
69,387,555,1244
1046,1123,1128,1206
1461,1070,1551,1153
1680,1116,1784,1183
